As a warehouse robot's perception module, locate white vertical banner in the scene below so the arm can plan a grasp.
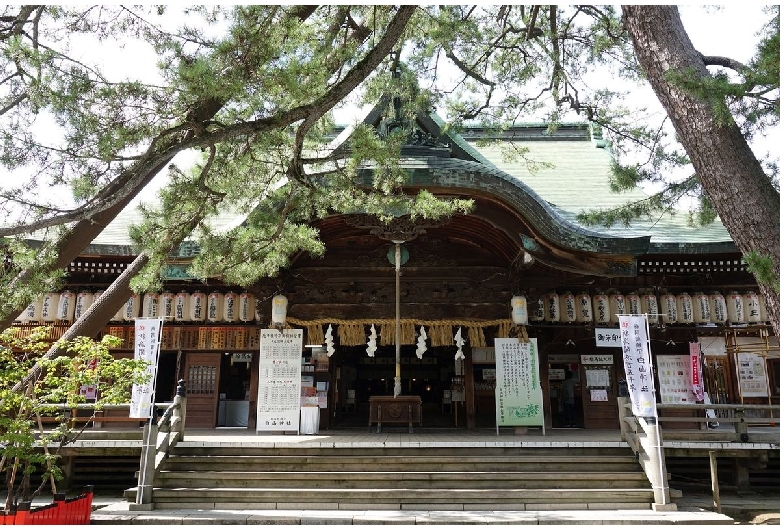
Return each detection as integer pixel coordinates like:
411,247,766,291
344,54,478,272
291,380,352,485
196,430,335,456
494,338,544,429
129,317,164,418
618,315,657,417
257,329,303,432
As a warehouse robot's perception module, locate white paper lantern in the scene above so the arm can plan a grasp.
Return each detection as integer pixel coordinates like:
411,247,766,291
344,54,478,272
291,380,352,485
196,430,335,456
726,291,745,324
510,295,528,325
54,291,76,322
661,293,677,324
271,294,288,326
640,293,659,324
560,292,576,323
744,291,762,324
122,293,140,321
709,292,727,324
692,292,711,324
74,291,94,321
575,292,593,323
608,292,625,325
175,291,190,322
626,292,641,316
676,292,693,324
758,293,768,323
142,293,160,318
41,292,60,322
254,296,264,323
160,292,176,320
239,292,256,322
223,292,238,322
593,293,610,325
529,295,545,322
207,292,224,323
544,292,560,322
18,296,43,323
190,291,206,322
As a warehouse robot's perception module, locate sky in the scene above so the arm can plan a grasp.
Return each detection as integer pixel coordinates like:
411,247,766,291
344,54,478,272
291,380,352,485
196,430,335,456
131,5,780,207
1,5,777,215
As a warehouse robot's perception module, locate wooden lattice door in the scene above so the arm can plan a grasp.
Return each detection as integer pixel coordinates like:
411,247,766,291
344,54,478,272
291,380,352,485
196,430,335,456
183,352,221,428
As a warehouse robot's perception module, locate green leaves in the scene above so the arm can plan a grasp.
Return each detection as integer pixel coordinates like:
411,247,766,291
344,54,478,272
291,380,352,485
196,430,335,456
745,251,780,294
0,326,148,505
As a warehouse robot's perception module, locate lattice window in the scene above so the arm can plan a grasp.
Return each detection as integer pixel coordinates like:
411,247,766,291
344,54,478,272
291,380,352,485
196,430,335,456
637,258,747,275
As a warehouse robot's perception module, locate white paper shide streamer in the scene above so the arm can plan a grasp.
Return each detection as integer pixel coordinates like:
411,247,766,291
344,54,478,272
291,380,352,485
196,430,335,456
325,324,335,357
454,327,465,360
416,326,428,359
366,324,377,357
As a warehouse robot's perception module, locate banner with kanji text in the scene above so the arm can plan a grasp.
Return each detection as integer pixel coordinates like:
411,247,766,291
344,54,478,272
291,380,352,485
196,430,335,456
129,318,163,418
618,315,657,418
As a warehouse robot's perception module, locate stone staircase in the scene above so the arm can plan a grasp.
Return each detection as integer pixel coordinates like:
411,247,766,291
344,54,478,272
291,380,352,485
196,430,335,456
125,444,664,511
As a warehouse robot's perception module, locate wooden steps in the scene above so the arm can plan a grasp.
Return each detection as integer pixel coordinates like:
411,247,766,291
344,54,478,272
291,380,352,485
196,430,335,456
125,445,661,510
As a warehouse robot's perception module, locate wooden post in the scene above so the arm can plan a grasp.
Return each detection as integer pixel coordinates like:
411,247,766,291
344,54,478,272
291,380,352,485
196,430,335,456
735,408,748,441
394,242,402,398
709,451,722,513
617,396,629,441
172,379,186,441
644,417,676,511
465,346,476,430
134,418,158,508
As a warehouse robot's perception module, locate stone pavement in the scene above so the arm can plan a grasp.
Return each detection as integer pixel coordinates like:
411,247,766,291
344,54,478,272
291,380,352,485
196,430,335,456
85,488,780,525
675,490,780,525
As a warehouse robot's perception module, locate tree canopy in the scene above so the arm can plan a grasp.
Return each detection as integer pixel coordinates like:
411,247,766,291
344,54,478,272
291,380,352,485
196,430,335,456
1,5,780,330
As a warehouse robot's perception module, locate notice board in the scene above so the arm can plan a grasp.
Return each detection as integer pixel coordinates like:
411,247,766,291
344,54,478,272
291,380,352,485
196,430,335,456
256,328,303,432
494,338,544,432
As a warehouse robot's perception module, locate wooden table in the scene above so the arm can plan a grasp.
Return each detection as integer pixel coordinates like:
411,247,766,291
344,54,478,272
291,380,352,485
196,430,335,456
368,395,422,433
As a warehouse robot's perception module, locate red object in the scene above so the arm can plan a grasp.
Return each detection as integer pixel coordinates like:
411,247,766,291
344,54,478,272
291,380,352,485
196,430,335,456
0,486,93,525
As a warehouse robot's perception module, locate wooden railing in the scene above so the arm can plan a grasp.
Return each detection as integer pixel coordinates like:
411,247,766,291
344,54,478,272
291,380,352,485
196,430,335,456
618,397,780,513
36,383,187,510
655,403,780,443
616,397,675,511
135,380,187,508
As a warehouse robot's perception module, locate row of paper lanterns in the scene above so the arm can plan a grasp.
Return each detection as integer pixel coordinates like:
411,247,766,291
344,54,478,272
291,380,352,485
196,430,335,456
16,291,275,324
510,291,768,326
16,288,769,327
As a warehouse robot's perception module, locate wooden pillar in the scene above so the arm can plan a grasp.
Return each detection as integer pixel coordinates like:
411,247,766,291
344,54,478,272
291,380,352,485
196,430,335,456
733,458,752,493
465,345,475,430
247,345,260,430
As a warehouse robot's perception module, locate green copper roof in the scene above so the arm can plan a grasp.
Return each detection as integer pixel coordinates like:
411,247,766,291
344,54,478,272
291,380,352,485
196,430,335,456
29,113,737,259
467,133,736,252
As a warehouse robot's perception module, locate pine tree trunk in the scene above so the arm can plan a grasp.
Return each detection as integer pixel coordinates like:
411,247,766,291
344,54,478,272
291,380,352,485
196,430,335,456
622,6,780,337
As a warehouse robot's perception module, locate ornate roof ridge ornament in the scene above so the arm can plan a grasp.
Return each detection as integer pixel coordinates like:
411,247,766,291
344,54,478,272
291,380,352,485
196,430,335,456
345,214,447,243
376,63,450,151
